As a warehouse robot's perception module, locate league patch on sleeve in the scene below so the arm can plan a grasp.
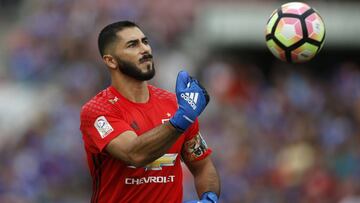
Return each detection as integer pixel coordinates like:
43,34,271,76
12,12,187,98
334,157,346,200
94,116,114,139
183,132,209,161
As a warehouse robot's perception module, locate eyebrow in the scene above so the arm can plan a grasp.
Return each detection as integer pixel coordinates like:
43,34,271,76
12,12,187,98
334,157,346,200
125,37,148,45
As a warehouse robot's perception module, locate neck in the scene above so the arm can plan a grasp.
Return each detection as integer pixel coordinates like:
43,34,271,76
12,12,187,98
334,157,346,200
111,72,149,103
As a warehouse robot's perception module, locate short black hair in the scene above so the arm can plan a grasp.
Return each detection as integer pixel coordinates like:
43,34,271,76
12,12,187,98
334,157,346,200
98,21,139,57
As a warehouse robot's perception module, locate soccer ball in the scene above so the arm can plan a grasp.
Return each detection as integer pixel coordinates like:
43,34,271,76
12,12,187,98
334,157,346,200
265,2,326,63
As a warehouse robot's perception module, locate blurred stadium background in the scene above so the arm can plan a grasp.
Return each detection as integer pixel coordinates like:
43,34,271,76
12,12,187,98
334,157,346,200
1,0,360,202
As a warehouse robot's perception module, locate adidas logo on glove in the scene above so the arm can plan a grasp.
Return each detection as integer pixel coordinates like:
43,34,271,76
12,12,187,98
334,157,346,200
169,70,210,132
180,92,199,110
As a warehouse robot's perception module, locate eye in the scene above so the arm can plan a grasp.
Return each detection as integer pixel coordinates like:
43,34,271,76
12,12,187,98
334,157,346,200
142,39,149,45
127,43,136,48
127,40,138,48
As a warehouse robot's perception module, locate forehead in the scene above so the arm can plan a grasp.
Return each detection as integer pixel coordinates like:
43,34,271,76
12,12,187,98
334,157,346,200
116,27,146,43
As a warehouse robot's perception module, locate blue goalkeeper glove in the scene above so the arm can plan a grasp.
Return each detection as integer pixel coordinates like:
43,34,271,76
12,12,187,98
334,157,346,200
169,71,210,132
183,192,218,203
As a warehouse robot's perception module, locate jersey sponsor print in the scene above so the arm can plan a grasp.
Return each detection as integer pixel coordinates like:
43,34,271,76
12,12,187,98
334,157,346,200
80,85,211,203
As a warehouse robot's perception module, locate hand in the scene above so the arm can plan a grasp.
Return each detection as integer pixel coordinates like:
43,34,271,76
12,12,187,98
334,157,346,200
169,71,210,132
183,192,218,203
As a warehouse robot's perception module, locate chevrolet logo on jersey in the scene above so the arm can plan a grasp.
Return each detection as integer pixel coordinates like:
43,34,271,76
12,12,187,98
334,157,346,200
145,153,178,170
128,153,178,170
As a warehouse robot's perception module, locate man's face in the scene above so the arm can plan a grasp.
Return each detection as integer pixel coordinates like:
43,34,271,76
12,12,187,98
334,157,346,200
113,27,155,81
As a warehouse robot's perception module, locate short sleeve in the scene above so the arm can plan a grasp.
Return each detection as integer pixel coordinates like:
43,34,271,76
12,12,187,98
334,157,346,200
183,119,200,141
81,114,133,153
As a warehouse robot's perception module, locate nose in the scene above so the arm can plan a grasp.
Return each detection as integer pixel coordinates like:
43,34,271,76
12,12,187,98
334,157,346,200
140,42,151,54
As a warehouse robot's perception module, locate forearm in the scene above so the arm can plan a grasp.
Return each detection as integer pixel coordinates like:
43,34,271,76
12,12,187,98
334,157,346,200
107,70,209,167
129,122,181,166
191,158,221,198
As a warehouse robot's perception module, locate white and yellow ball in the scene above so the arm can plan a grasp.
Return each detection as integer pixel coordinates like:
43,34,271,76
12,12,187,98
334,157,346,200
265,2,326,63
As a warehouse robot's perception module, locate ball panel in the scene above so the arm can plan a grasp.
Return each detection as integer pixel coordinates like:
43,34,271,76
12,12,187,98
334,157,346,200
266,11,279,35
266,39,286,61
291,43,319,63
275,17,303,47
305,13,325,42
281,2,311,15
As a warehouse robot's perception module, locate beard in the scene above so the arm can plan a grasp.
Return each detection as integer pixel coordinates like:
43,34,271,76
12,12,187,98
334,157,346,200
115,56,155,81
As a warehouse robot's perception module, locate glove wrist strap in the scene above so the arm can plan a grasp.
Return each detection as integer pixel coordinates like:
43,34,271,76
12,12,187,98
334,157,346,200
168,118,185,132
201,191,218,203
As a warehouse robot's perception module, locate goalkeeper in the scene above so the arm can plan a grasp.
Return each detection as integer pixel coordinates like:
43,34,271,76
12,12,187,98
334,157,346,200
80,21,220,203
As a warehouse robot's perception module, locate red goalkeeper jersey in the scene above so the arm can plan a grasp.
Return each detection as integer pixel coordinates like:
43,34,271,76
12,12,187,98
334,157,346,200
80,85,211,203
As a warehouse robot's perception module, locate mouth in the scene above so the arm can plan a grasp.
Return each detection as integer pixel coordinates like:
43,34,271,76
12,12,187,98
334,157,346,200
139,55,153,64
142,58,152,63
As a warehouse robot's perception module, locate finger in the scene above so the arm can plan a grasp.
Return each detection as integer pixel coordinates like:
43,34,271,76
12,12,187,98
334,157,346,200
176,70,191,90
193,79,210,105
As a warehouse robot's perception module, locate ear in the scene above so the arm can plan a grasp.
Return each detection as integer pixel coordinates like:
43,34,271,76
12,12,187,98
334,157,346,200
103,55,118,70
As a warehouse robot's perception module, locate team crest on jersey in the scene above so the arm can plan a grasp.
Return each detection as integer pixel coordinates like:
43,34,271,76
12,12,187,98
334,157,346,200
94,116,114,138
161,118,170,124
